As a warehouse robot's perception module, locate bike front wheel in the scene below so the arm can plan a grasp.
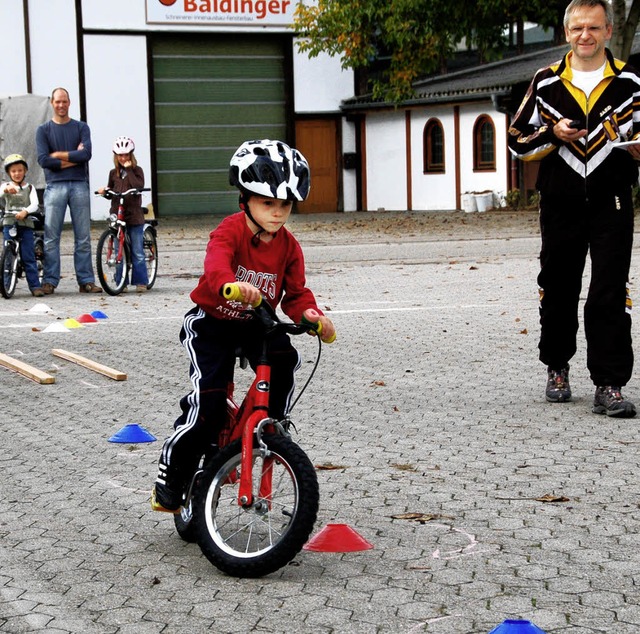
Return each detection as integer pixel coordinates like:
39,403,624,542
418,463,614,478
0,241,19,298
96,229,129,295
143,226,158,289
193,434,319,578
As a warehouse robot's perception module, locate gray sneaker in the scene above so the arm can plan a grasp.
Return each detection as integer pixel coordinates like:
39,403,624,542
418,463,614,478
546,366,571,402
592,386,636,418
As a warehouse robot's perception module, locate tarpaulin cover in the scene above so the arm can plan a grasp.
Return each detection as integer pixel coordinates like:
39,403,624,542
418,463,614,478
0,94,51,190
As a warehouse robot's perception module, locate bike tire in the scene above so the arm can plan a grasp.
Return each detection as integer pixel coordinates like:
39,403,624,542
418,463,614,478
193,434,319,578
143,226,158,289
0,241,19,299
34,236,44,285
96,229,129,295
174,499,198,543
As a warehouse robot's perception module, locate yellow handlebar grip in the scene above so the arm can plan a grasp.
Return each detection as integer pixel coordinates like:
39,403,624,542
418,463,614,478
323,331,337,344
222,283,243,301
222,283,262,307
301,310,336,344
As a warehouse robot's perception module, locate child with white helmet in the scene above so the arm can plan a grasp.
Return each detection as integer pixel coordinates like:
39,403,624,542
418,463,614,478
97,136,149,292
152,139,336,513
0,154,44,296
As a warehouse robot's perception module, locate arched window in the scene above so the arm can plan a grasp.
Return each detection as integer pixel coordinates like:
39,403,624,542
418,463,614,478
423,118,445,173
473,115,496,171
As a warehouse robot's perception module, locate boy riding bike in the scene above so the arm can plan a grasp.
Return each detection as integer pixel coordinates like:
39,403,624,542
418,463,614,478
152,139,335,513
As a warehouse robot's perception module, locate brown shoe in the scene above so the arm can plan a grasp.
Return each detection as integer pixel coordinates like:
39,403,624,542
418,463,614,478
42,283,55,295
136,285,148,293
31,287,45,297
79,282,102,293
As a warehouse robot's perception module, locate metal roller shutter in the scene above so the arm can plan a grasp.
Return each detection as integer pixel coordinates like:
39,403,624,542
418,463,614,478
152,35,289,216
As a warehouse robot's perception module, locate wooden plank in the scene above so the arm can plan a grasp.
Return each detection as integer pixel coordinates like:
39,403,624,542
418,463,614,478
51,349,127,381
0,352,55,384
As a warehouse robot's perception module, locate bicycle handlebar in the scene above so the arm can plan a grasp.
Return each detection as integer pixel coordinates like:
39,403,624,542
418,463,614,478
223,282,262,307
222,282,334,342
95,187,151,197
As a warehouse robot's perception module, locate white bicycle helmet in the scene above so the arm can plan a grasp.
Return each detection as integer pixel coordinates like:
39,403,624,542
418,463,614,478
113,136,135,155
229,139,310,202
3,154,28,173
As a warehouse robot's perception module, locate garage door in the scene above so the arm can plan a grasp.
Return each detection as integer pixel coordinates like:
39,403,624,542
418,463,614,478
151,35,289,216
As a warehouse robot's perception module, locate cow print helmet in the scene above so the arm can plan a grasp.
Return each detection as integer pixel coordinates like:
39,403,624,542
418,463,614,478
229,139,310,202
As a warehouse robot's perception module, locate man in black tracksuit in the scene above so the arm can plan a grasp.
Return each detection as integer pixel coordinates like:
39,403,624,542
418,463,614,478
508,0,640,417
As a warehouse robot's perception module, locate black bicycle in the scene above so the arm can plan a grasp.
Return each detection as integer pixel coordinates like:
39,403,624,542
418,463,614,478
0,210,45,299
95,187,158,295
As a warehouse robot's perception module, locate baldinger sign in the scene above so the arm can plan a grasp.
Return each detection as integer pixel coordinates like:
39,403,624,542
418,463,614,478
146,0,296,25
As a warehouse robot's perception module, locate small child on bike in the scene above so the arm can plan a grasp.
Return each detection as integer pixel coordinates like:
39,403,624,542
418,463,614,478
97,136,149,292
0,154,44,297
152,139,336,513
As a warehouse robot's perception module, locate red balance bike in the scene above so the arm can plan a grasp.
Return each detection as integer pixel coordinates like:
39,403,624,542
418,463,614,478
172,282,334,577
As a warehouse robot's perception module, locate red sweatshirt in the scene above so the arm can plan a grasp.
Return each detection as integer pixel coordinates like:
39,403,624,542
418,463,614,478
190,212,323,323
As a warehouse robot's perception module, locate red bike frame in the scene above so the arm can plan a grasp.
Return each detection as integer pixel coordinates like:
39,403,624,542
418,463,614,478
219,361,276,508
218,282,325,510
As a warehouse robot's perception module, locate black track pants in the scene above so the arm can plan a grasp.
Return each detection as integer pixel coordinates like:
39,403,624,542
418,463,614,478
159,306,300,474
537,190,634,386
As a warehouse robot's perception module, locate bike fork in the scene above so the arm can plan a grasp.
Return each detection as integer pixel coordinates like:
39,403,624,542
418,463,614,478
237,365,273,508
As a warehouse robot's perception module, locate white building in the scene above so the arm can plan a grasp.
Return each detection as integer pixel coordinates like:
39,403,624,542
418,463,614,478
2,0,356,218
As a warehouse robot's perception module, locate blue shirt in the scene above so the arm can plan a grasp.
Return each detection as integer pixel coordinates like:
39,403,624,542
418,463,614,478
35,119,92,183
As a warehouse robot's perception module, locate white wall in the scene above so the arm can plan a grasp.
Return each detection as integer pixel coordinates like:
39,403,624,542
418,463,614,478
365,112,407,211
81,0,146,30
81,0,293,33
459,105,509,203
293,42,354,113
410,107,457,211
341,120,358,211
0,0,28,95
29,0,80,106
84,35,152,219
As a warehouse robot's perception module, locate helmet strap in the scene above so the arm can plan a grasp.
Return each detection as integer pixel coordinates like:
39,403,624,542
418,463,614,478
239,193,267,246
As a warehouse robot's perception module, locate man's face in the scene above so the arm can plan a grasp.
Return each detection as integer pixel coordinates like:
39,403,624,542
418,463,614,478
565,4,612,66
51,90,70,119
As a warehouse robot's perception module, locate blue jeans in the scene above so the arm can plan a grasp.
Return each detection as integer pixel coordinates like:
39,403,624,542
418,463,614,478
43,181,95,287
3,225,41,290
128,224,149,286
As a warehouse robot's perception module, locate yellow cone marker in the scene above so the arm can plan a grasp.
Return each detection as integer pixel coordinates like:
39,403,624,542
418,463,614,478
63,318,83,329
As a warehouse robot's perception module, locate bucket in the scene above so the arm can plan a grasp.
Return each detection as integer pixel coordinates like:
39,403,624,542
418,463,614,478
461,193,477,213
474,192,493,212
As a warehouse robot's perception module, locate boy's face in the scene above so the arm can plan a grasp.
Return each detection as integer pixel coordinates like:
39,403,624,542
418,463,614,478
246,195,293,235
8,164,26,184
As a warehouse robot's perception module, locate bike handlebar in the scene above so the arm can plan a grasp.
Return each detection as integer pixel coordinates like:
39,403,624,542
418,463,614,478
95,187,151,198
222,282,335,342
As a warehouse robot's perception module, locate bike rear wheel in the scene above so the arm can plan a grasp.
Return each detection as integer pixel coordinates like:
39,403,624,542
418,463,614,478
0,241,19,298
34,235,44,285
194,434,319,578
143,226,158,289
96,229,129,295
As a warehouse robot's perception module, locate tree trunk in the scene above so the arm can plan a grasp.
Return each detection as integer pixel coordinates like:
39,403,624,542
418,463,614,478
611,0,626,58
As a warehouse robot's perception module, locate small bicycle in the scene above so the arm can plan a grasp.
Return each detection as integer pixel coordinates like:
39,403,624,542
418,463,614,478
168,282,333,578
95,187,158,295
0,210,45,299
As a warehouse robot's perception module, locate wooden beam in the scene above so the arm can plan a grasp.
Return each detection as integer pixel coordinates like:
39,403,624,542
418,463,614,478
51,349,127,381
0,352,55,384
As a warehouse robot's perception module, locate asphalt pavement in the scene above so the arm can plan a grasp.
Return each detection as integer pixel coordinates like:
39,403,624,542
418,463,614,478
1,210,639,633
